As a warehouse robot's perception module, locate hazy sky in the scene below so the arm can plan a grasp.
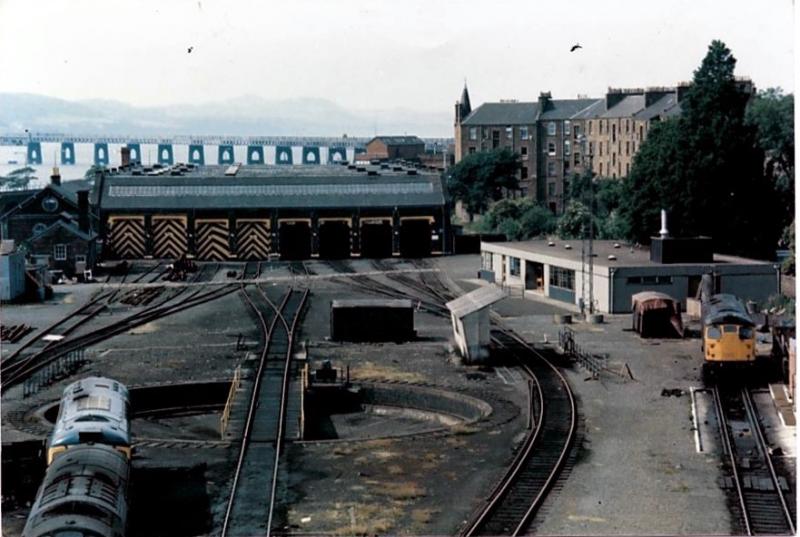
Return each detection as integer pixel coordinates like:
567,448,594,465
0,0,794,113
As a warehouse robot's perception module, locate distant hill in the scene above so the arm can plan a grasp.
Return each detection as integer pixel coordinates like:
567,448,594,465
0,93,452,138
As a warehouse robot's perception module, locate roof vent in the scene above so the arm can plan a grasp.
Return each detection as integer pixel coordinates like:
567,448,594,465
380,164,389,169
356,167,366,172
547,241,555,247
564,244,572,250
608,254,617,261
347,165,356,170
613,243,621,249
393,166,403,172
367,170,379,176
406,170,418,176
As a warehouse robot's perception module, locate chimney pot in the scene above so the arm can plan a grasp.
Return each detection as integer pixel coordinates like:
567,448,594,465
659,209,669,238
50,167,61,186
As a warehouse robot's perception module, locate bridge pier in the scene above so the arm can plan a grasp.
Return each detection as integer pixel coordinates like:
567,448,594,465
328,147,347,163
126,143,141,164
302,146,320,165
60,142,75,165
94,143,109,166
218,145,234,165
157,144,174,165
275,146,293,165
247,145,264,165
188,144,205,165
27,142,43,165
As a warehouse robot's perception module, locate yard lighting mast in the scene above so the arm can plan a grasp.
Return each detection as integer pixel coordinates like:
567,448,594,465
578,134,595,318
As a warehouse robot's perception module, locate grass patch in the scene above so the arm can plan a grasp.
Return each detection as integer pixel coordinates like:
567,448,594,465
373,481,427,500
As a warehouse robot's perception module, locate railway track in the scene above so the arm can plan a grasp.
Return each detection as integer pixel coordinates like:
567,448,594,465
1,264,234,394
713,386,796,535
330,262,578,534
221,275,308,537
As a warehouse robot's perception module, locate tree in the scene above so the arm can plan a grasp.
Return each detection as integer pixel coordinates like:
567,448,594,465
447,148,521,218
557,200,595,239
565,171,626,240
745,88,794,232
0,166,36,190
477,197,556,240
620,40,780,258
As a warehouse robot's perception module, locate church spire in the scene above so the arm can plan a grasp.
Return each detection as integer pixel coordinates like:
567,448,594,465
455,81,472,126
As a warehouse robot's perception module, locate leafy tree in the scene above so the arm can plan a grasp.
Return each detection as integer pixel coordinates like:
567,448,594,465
556,200,595,239
478,197,556,240
447,148,521,219
564,171,625,240
0,166,36,190
620,40,780,258
745,88,794,234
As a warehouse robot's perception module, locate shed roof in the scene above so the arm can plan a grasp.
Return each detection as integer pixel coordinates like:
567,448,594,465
332,299,413,309
367,136,425,146
98,165,445,211
446,285,506,318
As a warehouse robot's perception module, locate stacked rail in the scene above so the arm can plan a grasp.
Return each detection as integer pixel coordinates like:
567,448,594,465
713,386,796,535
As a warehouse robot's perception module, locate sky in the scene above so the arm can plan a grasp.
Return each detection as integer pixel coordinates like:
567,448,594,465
0,0,795,114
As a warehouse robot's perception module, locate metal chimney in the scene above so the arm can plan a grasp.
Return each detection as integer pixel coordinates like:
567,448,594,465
659,209,669,238
50,166,61,186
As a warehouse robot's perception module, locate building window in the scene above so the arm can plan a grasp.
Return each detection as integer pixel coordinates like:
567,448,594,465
469,127,478,141
54,244,67,261
548,182,556,196
468,147,477,154
599,143,603,157
599,162,604,175
588,121,593,135
550,266,575,290
481,252,493,271
626,120,630,134
588,142,593,155
521,146,528,158
639,125,644,140
547,122,556,135
564,120,571,136
520,126,529,140
627,275,673,285
573,124,581,138
548,141,556,155
599,121,604,135
521,166,528,179
509,257,521,277
626,162,630,175
547,162,556,176
506,126,513,140
75,255,87,264
564,140,571,156
626,141,630,155
574,152,581,166
492,130,500,148
612,123,617,142
612,152,616,166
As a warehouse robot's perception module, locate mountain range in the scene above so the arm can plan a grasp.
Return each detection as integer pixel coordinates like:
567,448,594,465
0,93,452,138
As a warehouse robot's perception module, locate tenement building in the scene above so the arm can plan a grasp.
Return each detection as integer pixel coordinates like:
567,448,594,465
454,79,752,214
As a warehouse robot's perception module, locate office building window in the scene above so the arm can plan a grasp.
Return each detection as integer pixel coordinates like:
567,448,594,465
547,162,556,176
481,252,493,270
548,141,556,155
506,126,513,139
564,140,571,156
547,122,556,135
509,257,521,276
550,266,575,290
54,244,67,261
469,127,477,141
520,126,529,140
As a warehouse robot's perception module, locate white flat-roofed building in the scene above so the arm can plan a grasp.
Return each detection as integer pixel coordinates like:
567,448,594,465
480,239,781,314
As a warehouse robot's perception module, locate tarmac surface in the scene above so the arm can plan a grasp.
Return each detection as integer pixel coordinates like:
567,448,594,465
1,255,795,536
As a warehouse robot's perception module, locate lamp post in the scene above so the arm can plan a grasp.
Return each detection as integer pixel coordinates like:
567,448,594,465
578,134,596,317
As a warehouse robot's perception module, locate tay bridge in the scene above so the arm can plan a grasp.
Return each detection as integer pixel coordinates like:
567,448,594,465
0,133,453,167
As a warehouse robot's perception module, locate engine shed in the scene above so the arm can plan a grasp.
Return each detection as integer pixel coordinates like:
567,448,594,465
94,163,450,261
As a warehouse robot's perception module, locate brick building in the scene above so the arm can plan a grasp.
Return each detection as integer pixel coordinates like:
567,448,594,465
0,169,98,276
357,136,425,163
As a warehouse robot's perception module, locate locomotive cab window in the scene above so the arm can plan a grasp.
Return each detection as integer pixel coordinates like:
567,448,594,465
739,327,753,339
706,326,722,339
723,325,738,334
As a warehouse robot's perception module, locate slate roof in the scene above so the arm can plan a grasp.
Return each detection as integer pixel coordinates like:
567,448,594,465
98,165,445,211
461,102,539,126
0,184,91,222
539,98,603,120
601,95,646,118
634,94,681,120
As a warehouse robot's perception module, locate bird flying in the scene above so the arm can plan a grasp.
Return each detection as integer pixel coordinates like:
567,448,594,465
570,43,582,52
187,46,194,53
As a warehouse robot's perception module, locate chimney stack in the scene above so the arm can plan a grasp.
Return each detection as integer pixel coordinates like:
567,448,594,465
659,209,669,238
50,166,61,186
78,190,90,233
121,147,131,167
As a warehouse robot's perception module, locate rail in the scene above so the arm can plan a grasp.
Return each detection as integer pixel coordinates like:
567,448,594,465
219,365,243,439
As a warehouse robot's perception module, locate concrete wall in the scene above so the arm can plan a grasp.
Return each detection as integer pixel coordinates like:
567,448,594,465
0,252,26,301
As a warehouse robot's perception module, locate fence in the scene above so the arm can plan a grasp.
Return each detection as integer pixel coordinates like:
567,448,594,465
23,350,86,398
558,327,633,381
219,365,242,439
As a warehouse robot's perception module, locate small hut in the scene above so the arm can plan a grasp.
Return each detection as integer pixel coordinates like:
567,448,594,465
631,291,684,338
